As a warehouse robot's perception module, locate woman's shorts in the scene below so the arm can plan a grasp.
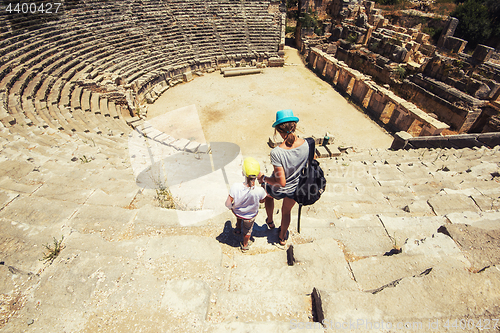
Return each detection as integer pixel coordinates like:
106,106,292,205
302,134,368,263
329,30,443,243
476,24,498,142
264,183,295,200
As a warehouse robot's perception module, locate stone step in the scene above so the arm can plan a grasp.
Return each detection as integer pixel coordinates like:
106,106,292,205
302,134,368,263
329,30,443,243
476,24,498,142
319,259,500,326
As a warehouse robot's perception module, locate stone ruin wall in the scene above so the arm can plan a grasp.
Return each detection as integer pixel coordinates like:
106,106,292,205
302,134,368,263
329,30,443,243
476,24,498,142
297,0,500,138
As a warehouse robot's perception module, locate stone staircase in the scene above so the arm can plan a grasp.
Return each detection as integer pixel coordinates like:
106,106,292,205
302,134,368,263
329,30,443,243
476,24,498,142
0,127,499,331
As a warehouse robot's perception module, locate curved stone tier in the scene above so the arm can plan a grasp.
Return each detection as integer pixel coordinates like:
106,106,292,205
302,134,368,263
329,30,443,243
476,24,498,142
0,125,499,330
0,0,283,136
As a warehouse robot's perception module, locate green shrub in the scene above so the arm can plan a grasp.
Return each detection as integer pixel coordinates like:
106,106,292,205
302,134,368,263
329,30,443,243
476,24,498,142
347,32,358,44
451,0,499,49
395,66,406,80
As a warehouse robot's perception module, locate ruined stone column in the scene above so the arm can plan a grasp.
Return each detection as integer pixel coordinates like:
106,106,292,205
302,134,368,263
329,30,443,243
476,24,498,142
437,17,459,49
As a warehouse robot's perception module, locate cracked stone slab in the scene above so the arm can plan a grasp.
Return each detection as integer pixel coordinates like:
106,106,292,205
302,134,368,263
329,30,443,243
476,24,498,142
468,162,500,180
470,193,500,212
32,176,95,204
427,191,481,216
229,239,357,295
10,247,138,332
209,290,310,323
320,261,500,325
0,176,42,194
378,215,447,247
70,204,137,241
0,217,64,273
332,201,401,218
0,160,34,180
0,189,19,210
401,232,466,257
144,236,222,265
161,279,211,321
370,165,404,182
349,254,467,291
438,223,500,272
85,188,139,208
446,211,500,230
208,322,325,332
0,195,79,226
330,216,394,258
131,204,179,236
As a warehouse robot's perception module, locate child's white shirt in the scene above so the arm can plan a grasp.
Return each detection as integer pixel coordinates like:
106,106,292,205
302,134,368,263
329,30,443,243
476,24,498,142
229,182,267,219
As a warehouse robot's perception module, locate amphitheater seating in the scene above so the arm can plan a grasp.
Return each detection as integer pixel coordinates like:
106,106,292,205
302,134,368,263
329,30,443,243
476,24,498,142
0,121,498,330
0,0,282,138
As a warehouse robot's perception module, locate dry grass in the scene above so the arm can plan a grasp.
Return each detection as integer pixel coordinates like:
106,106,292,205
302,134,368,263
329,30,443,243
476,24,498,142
40,236,65,264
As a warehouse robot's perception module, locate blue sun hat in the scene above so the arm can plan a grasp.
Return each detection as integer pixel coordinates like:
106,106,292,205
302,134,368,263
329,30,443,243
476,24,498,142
272,109,299,128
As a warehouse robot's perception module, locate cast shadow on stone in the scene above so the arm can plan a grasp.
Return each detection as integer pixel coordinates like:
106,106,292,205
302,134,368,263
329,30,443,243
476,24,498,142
215,220,283,248
252,222,284,245
216,220,241,248
135,142,240,189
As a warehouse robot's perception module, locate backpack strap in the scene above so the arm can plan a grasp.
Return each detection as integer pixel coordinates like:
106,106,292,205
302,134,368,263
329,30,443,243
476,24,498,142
305,137,315,165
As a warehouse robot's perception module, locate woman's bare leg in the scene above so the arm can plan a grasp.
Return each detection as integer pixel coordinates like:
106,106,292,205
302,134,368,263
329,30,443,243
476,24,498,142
279,197,296,241
265,196,274,224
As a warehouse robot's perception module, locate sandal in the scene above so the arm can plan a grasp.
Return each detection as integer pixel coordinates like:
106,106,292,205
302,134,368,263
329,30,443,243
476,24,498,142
276,226,287,246
265,218,275,230
273,236,286,250
240,242,250,252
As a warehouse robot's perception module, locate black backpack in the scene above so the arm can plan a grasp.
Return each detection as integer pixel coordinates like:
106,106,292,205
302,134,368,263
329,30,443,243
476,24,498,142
294,137,327,206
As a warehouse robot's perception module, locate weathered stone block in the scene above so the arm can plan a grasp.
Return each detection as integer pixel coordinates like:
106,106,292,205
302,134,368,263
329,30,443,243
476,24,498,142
444,36,467,54
171,138,190,150
390,131,412,150
477,133,500,148
448,134,482,148
268,57,284,67
326,146,341,157
183,71,193,82
472,44,495,63
316,146,330,158
185,141,201,153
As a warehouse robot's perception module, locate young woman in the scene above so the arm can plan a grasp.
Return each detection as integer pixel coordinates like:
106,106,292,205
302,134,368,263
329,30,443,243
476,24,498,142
258,110,309,247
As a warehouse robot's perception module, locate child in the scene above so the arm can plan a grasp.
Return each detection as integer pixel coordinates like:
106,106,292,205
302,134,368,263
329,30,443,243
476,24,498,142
225,157,267,252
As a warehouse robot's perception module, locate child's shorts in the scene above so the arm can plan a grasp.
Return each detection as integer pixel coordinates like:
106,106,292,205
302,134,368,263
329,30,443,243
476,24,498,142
238,217,255,236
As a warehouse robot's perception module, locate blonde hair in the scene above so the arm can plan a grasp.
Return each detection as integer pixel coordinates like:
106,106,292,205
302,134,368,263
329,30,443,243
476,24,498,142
245,175,256,188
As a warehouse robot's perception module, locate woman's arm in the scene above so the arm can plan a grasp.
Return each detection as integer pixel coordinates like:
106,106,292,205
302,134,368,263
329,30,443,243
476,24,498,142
259,166,286,187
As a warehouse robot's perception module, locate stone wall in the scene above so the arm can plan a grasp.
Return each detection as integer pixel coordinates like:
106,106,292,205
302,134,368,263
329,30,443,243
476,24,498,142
307,47,449,137
298,0,500,134
391,131,500,150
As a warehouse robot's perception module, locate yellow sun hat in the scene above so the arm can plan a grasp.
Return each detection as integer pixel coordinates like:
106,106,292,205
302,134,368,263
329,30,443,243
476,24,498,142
242,157,260,178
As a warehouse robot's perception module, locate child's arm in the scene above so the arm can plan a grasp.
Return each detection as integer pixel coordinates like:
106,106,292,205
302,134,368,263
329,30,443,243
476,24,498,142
225,195,234,210
259,187,267,203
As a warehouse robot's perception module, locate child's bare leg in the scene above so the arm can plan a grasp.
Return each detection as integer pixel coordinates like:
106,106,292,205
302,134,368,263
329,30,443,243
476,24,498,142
241,219,255,249
242,234,251,247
